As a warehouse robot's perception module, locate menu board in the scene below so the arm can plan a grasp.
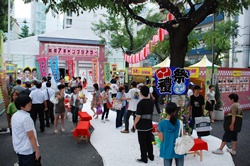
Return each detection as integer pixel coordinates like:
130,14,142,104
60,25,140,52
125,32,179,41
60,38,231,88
218,76,249,93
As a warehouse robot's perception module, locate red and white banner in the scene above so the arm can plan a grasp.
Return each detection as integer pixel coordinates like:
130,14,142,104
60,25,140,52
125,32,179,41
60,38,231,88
68,60,74,80
38,58,47,78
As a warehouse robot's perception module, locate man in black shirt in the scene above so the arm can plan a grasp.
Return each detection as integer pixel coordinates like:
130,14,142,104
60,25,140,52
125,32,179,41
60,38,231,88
134,86,154,163
149,80,160,114
188,85,205,135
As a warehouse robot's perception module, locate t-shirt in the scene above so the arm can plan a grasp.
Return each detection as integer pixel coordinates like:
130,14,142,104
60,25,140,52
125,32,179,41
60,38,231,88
101,91,110,104
158,119,184,159
136,99,153,131
190,94,204,117
230,103,242,115
7,102,17,116
127,88,140,111
206,91,215,100
110,84,118,94
72,94,77,106
117,92,126,107
187,89,193,98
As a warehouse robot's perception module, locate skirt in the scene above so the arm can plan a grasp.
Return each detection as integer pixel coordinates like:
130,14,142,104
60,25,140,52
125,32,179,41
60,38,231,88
205,100,215,111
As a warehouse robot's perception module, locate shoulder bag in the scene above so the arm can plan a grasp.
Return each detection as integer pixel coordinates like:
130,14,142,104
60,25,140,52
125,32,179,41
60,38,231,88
50,93,59,104
174,120,195,155
223,107,243,132
112,97,123,110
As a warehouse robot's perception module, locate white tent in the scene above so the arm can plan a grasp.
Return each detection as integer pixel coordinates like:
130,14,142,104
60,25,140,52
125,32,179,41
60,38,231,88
190,55,220,67
153,57,170,67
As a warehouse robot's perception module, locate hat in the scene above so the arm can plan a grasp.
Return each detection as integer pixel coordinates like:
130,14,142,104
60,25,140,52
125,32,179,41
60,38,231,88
138,83,144,87
189,82,195,86
194,85,201,90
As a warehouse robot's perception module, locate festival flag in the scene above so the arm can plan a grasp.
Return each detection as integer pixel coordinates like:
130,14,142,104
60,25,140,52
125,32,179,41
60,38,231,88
50,57,60,84
35,59,42,81
68,60,74,81
103,62,110,83
92,59,98,84
38,58,47,78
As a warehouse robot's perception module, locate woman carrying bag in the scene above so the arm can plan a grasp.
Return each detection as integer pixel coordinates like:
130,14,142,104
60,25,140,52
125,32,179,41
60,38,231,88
91,83,102,119
205,85,216,123
116,86,128,129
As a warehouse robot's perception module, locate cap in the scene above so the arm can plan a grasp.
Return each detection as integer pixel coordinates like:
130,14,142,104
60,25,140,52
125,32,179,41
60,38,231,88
194,85,201,90
189,82,195,86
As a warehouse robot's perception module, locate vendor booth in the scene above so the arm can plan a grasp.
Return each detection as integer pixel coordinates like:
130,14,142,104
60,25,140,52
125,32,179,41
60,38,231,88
128,67,156,85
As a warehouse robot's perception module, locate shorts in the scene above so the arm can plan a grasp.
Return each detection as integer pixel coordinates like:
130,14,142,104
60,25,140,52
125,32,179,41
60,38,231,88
222,131,238,142
55,112,63,115
79,104,83,109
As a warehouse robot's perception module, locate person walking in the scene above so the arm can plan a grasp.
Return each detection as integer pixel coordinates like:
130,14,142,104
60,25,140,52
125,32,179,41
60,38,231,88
70,86,80,132
158,102,185,166
11,95,40,166
121,81,140,133
64,73,70,90
20,81,31,96
110,80,118,98
101,86,111,123
188,85,205,137
30,80,37,91
54,84,66,133
212,93,242,156
205,85,216,123
116,86,127,129
7,91,20,135
149,80,161,114
187,82,195,98
41,77,47,90
91,83,102,119
12,79,25,93
134,86,154,163
43,82,55,127
29,82,48,132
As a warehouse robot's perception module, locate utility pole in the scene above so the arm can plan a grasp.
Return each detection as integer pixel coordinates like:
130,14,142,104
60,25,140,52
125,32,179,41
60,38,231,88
232,37,235,68
211,14,216,85
7,0,11,62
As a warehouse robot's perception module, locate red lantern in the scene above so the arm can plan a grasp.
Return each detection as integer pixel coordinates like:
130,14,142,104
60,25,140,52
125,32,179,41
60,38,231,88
158,28,164,42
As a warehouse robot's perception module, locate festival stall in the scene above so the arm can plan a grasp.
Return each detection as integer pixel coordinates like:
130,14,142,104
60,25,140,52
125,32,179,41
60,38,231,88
127,67,156,84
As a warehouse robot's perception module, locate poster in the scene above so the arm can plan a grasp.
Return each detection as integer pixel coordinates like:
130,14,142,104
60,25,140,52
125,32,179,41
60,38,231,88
50,57,60,84
68,60,74,81
35,59,42,81
111,64,117,72
131,67,152,76
103,62,110,83
155,67,190,95
184,67,199,78
38,58,47,79
92,58,98,84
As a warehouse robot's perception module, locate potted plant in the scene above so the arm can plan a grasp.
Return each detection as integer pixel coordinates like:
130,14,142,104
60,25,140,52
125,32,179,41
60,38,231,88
213,83,224,120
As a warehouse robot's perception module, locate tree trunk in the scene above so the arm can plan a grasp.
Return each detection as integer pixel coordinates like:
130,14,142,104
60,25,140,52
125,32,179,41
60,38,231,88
169,29,189,67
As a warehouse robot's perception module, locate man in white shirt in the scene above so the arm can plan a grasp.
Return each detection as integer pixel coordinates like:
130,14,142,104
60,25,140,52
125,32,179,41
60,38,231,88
187,82,195,98
29,82,48,132
43,81,55,127
121,81,140,133
12,95,40,165
110,80,118,98
41,77,47,90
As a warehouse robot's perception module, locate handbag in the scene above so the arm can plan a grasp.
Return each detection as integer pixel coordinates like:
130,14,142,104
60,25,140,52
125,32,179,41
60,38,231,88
97,104,103,115
112,98,123,110
174,120,195,155
195,117,212,133
105,92,113,109
50,94,59,104
223,113,242,133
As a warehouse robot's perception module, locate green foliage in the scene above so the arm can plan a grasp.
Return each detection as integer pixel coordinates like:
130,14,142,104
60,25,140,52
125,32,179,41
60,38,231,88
214,83,224,110
0,0,14,32
19,20,34,38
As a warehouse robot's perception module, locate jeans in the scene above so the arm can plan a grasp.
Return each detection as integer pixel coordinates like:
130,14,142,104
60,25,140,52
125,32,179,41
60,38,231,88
125,110,135,131
138,130,154,162
17,152,35,166
164,157,184,166
31,103,45,132
101,103,109,120
153,98,160,113
123,103,127,122
116,106,125,128
71,106,79,124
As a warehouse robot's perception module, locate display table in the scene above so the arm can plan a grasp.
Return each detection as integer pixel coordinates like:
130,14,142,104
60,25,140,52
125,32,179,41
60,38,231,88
188,139,208,161
73,121,90,144
78,112,92,121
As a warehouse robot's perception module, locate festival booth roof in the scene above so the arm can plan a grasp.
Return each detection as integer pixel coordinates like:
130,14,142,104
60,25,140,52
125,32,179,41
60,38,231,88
189,55,220,67
3,28,103,56
153,57,170,67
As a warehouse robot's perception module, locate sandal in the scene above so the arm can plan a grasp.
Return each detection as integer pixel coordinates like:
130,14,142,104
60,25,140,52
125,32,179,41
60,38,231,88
62,129,65,132
54,130,58,133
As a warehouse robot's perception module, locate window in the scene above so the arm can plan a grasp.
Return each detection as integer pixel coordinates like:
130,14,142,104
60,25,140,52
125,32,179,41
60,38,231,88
66,19,72,25
67,12,72,17
235,15,239,23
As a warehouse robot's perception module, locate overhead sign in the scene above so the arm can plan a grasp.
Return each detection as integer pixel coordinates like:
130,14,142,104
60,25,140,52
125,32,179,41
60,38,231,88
155,67,190,95
233,70,241,77
184,67,199,78
38,58,47,79
131,67,152,76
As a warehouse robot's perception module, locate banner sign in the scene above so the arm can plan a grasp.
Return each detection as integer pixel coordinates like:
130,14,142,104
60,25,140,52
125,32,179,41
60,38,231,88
131,67,152,76
233,70,241,77
50,57,60,84
35,59,42,81
5,64,15,73
155,67,190,95
92,59,98,84
111,64,117,72
184,67,199,78
45,44,99,57
68,60,74,81
104,62,110,83
38,58,47,78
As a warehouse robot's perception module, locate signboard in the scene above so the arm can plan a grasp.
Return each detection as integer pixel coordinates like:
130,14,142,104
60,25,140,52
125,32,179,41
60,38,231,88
5,64,15,73
38,58,47,78
35,59,42,81
111,64,117,72
68,60,74,80
45,44,99,57
155,67,190,95
184,67,199,78
131,67,152,76
212,73,218,85
104,62,110,83
92,59,98,84
171,95,186,106
233,70,241,76
50,57,60,84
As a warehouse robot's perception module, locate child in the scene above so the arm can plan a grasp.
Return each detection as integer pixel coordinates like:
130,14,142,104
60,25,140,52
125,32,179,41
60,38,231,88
7,91,20,134
70,86,80,132
158,102,186,166
101,86,111,123
212,93,242,155
78,85,86,112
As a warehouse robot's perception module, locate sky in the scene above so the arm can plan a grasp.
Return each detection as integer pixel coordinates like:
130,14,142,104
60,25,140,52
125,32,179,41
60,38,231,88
14,0,31,19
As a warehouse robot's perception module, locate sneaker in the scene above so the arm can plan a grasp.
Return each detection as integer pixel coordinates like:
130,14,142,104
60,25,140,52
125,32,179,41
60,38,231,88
101,120,105,123
121,130,129,133
135,159,147,163
212,149,224,155
105,118,110,121
227,148,236,155
131,128,135,133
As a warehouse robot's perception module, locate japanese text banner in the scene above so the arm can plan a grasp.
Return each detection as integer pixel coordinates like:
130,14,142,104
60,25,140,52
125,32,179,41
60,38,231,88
35,59,42,81
38,58,47,78
92,59,98,84
104,62,110,83
155,67,190,95
68,60,74,80
50,57,60,84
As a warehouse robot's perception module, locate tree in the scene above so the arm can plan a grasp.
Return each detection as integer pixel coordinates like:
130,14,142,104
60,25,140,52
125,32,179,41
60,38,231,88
0,0,14,32
201,20,239,66
19,20,34,38
32,0,250,67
